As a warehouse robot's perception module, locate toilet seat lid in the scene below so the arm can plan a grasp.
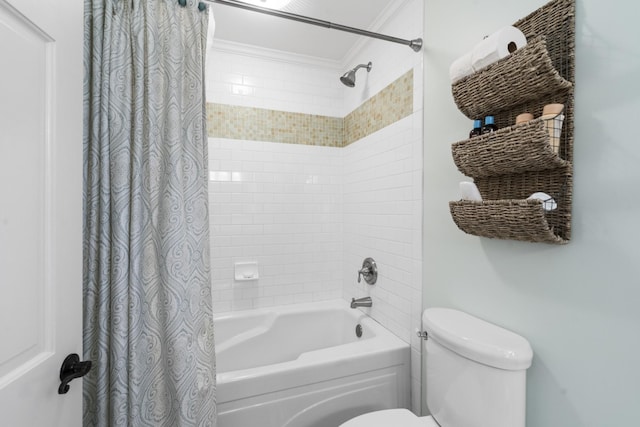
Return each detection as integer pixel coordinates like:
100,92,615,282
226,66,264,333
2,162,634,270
340,409,438,427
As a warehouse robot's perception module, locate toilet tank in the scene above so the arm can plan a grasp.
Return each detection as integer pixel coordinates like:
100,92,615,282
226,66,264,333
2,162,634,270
423,308,533,427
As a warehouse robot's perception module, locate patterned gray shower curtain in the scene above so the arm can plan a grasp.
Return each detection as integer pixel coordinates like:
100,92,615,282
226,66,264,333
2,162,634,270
83,0,216,425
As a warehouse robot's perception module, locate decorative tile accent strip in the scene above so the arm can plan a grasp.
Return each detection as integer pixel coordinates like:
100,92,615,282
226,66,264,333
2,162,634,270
344,69,413,146
207,69,413,148
207,104,344,147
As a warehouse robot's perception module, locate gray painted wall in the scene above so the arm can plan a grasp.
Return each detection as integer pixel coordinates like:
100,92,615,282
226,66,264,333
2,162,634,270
422,0,640,425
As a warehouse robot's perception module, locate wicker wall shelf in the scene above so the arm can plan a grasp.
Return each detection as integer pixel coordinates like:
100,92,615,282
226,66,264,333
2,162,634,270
452,117,570,178
449,200,567,244
452,36,572,120
448,0,575,245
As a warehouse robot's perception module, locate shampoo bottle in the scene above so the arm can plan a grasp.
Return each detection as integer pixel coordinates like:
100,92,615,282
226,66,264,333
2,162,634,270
469,119,482,138
482,116,498,134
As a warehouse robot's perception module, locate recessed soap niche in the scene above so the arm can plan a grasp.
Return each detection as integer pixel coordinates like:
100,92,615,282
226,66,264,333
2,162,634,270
234,262,259,282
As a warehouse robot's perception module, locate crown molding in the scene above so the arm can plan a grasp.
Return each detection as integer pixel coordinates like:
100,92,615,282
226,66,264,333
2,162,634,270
341,0,412,67
210,38,342,70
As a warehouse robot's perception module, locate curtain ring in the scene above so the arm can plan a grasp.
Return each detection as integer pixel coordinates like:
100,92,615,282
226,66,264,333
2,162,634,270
178,0,187,7
198,2,207,11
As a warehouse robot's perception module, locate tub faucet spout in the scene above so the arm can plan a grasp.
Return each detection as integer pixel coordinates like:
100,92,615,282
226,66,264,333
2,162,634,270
351,297,372,309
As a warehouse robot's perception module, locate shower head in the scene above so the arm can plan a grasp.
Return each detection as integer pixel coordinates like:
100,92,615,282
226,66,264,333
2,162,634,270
340,62,372,88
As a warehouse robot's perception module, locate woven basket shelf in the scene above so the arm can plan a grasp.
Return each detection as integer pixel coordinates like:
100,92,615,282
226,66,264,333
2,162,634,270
452,117,570,178
451,36,572,120
447,0,574,245
449,199,567,244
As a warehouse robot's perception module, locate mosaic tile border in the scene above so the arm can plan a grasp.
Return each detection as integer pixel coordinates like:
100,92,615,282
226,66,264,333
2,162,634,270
207,104,344,147
344,70,413,146
207,69,413,148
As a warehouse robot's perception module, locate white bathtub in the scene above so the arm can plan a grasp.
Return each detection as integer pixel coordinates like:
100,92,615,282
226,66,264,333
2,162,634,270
214,300,410,427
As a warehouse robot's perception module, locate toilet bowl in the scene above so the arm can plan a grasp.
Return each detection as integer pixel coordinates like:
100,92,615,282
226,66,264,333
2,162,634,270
340,308,533,427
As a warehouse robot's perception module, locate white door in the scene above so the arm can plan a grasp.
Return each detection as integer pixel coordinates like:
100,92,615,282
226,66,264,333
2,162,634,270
0,0,83,425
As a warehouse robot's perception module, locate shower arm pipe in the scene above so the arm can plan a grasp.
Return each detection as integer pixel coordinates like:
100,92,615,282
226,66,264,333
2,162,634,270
205,0,423,52
352,63,371,72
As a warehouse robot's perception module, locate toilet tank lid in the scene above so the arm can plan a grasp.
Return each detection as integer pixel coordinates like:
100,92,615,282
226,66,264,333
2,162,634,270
423,308,533,371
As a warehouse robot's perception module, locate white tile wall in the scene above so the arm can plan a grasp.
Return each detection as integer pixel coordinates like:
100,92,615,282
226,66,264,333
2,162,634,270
342,111,424,414
208,139,343,313
340,0,424,413
207,0,424,415
206,41,343,117
342,112,422,338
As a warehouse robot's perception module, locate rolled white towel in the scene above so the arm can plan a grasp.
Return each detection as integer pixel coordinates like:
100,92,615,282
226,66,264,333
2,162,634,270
527,192,557,211
459,182,483,202
449,51,474,83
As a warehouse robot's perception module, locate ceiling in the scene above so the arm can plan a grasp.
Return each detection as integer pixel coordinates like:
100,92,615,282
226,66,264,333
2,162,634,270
210,0,404,62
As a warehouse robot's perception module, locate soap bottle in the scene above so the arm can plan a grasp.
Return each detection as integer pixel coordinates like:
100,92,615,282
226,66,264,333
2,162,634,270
482,116,498,134
469,119,482,138
515,113,534,125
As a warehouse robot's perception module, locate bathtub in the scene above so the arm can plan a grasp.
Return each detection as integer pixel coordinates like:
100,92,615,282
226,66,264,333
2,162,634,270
214,300,410,427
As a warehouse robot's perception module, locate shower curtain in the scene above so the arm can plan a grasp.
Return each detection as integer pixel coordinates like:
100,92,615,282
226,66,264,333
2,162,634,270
83,0,216,426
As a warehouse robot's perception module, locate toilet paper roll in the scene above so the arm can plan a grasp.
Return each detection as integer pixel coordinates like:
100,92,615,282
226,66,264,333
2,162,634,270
449,51,475,83
470,26,527,72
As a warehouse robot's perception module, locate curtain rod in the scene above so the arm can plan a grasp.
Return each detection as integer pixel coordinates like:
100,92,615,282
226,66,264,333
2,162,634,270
204,0,423,52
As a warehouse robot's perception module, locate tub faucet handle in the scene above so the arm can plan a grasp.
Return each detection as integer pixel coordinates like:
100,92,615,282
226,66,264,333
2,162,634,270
357,257,378,285
357,266,369,283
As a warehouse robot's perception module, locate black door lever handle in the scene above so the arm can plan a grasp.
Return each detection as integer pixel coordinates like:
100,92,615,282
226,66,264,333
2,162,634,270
58,353,92,394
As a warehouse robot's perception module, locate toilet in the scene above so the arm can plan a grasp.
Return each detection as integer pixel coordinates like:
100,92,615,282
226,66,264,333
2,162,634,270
341,307,533,427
